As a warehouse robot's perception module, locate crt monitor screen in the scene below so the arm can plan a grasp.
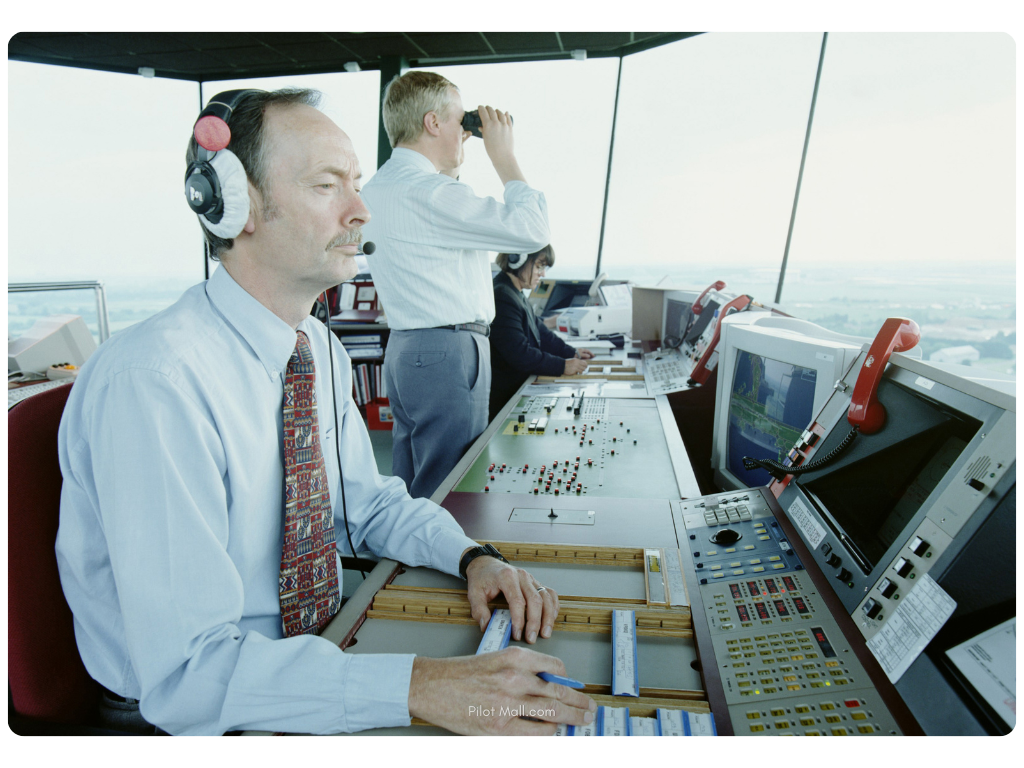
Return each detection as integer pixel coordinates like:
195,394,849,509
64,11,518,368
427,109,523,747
664,299,693,341
727,350,818,487
545,282,592,315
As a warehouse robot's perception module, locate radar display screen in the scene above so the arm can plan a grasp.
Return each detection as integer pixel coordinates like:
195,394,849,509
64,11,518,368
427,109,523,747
727,350,818,487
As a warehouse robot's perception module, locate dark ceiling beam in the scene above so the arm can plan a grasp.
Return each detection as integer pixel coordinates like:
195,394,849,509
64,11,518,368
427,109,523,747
8,32,705,83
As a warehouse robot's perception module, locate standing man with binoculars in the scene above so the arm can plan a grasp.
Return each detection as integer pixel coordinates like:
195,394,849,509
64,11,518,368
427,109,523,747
362,71,550,499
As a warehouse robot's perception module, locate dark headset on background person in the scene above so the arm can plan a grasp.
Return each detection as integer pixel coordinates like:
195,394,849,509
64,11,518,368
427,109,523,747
185,89,373,572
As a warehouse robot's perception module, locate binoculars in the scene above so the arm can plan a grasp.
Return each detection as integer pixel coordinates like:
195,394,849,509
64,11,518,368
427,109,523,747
461,109,513,139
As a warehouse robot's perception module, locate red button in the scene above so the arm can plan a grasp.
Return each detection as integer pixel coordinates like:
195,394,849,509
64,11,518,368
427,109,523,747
844,700,860,708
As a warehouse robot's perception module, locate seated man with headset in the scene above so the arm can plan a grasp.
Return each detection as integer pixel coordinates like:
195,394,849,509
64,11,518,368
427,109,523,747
55,88,595,736
489,246,594,420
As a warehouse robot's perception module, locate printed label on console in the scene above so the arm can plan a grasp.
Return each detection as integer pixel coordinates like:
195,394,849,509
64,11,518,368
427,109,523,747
788,496,826,549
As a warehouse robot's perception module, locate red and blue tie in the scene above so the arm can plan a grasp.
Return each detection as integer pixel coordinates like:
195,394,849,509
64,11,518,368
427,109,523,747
280,330,341,637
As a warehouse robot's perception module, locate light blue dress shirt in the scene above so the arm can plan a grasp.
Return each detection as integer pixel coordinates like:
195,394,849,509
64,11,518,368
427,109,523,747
55,265,478,735
361,147,550,330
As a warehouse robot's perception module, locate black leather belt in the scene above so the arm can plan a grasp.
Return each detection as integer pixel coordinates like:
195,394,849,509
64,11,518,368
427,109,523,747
433,322,490,337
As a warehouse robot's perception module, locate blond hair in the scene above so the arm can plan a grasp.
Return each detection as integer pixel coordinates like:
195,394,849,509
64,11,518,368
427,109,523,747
382,71,458,148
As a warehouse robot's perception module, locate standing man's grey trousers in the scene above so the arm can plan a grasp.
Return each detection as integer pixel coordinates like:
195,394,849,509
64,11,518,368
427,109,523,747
383,328,491,499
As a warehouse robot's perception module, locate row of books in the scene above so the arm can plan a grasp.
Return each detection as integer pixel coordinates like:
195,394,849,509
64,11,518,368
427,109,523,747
351,362,386,406
341,333,384,361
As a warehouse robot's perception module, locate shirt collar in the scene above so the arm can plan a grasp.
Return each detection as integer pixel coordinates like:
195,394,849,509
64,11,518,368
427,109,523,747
390,147,440,175
206,265,298,379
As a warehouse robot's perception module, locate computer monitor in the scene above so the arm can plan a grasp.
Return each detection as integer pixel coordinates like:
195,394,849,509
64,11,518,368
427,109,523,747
528,279,592,317
8,314,97,375
660,290,700,343
712,314,868,491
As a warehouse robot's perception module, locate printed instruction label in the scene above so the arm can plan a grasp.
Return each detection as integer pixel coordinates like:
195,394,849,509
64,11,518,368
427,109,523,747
788,495,827,550
867,574,956,683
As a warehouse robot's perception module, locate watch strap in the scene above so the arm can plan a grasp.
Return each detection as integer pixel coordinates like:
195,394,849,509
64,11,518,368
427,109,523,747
459,543,509,579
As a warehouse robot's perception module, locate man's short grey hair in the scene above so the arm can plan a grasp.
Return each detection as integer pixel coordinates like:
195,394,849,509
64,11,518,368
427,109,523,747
381,71,458,148
185,88,322,260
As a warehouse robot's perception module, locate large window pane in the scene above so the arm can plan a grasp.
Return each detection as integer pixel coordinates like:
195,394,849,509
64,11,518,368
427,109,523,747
8,62,202,337
786,33,1015,376
601,33,823,296
408,59,620,278
201,70,381,179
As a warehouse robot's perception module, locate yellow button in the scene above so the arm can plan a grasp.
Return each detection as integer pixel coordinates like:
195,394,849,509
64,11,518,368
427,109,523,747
831,727,848,736
805,730,822,736
800,717,815,726
857,725,875,734
705,550,718,555
738,681,751,687
752,566,765,573
725,547,737,553
820,703,835,711
851,712,868,721
733,569,745,575
709,564,722,570
769,555,781,561
787,684,801,691
774,721,790,729
712,573,725,579
729,561,742,568
770,708,785,717
749,558,762,564
749,724,764,732
746,711,760,719
759,535,771,541
773,563,786,569
825,715,841,723
743,545,755,550
795,706,810,714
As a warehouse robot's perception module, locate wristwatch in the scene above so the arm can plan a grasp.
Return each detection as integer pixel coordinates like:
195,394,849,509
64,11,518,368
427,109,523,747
459,543,509,580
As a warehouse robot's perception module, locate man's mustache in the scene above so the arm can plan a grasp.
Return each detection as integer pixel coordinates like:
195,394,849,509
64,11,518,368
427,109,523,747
326,231,362,250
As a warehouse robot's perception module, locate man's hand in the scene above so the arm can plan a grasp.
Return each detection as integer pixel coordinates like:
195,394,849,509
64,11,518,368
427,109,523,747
465,555,558,644
577,348,595,360
477,105,527,186
408,648,596,735
563,357,589,376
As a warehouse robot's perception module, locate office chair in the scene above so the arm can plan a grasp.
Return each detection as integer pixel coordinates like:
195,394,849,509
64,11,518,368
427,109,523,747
8,383,104,733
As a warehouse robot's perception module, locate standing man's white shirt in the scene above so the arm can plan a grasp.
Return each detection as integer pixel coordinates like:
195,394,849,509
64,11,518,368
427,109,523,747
362,147,549,330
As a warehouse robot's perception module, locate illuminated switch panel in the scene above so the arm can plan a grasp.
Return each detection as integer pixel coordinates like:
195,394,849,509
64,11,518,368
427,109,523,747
704,574,822,633
700,578,902,735
676,490,777,534
688,519,803,585
737,690,901,735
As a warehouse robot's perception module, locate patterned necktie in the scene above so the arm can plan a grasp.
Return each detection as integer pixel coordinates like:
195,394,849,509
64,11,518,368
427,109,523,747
280,330,341,637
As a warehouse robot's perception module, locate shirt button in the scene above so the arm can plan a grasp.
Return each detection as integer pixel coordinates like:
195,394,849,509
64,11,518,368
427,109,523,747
415,360,422,367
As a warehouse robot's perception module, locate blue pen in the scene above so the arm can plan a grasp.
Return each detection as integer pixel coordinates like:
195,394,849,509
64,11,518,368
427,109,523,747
538,671,585,689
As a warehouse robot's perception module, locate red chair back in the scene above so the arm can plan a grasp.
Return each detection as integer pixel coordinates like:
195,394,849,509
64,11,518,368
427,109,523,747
8,383,100,724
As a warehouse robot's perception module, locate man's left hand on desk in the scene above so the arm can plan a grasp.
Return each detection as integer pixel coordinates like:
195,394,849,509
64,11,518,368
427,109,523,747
465,557,559,644
576,349,595,360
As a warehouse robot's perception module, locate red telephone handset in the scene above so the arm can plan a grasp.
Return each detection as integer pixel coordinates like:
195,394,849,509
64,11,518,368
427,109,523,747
847,317,921,434
691,280,727,315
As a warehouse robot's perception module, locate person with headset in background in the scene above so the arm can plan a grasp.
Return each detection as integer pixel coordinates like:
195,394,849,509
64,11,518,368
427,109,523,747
361,71,550,500
55,88,594,736
489,246,595,421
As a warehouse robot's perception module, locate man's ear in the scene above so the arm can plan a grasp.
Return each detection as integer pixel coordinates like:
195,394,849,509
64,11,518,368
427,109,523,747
423,110,442,138
242,181,259,234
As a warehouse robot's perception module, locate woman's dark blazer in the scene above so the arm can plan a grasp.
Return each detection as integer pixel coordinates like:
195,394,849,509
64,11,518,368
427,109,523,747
489,270,576,420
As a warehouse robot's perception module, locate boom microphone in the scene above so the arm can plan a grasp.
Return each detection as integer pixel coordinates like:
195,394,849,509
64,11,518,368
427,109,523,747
359,241,376,256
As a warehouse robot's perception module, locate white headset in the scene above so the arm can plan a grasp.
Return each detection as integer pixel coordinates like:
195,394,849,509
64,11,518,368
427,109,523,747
507,252,530,270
